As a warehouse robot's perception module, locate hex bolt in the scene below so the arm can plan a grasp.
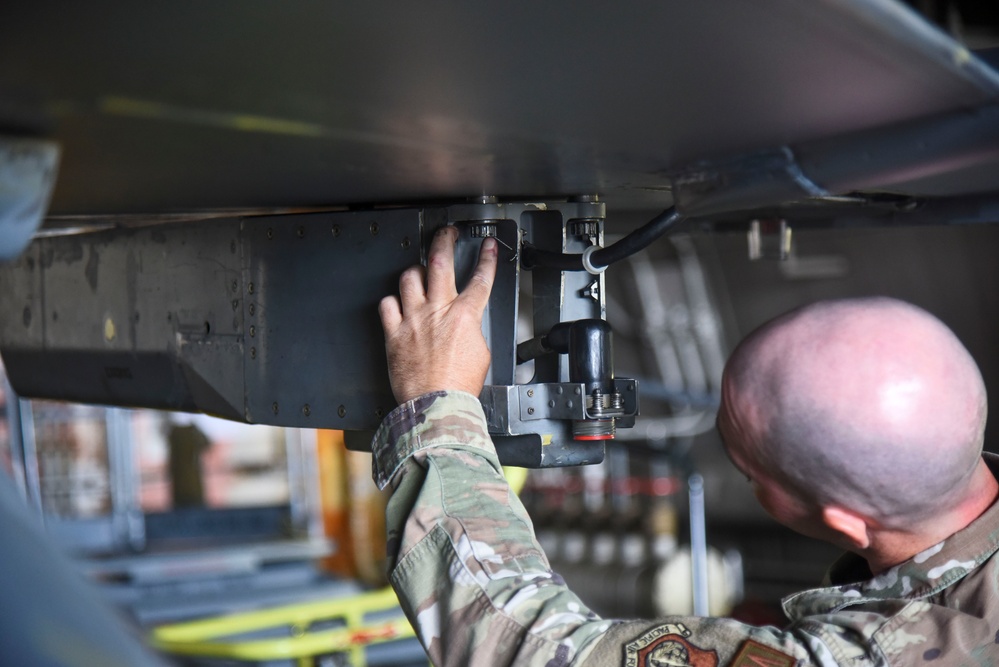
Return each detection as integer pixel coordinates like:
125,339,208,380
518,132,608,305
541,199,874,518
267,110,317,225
527,389,534,398
338,405,347,418
249,325,256,337
303,404,311,417
272,402,279,415
527,407,535,415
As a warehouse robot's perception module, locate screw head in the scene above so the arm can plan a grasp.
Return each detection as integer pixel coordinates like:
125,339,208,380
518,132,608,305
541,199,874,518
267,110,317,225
250,347,256,359
266,228,274,240
369,222,379,236
401,236,410,249
249,325,256,337
332,225,341,237
272,402,279,415
338,405,347,418
297,226,305,238
303,404,311,417
249,303,255,316
248,282,255,294
527,407,535,415
527,389,534,398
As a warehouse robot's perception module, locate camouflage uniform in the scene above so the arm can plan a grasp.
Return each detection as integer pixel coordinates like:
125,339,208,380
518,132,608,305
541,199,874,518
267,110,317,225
372,391,999,666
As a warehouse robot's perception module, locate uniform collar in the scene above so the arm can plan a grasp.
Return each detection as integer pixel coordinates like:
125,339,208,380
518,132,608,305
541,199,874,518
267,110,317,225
783,452,999,620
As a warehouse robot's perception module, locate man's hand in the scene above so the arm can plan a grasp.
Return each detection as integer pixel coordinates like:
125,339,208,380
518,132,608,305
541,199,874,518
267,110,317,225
379,226,498,405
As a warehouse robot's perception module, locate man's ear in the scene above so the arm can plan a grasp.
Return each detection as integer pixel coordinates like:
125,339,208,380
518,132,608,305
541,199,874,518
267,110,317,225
821,506,871,550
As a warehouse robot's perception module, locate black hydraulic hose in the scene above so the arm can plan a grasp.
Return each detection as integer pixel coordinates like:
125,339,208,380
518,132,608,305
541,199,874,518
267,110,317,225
521,207,684,271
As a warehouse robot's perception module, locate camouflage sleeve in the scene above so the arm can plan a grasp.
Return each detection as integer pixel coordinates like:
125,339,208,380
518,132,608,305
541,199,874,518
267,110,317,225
371,391,889,667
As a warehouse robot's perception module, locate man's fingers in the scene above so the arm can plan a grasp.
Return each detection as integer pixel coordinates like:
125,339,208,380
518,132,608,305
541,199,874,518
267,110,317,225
426,226,459,303
460,237,498,315
378,295,403,334
398,265,427,311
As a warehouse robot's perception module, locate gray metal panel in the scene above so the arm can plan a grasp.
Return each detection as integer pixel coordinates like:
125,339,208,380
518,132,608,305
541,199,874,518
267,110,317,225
2,1,998,215
242,210,421,427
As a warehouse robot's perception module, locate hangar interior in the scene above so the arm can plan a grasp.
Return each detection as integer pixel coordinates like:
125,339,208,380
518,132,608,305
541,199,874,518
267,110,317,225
1,1,999,665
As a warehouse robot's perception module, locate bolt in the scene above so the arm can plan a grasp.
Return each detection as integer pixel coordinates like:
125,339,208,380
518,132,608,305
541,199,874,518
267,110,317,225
332,225,341,237
303,404,311,417
527,389,534,398
250,347,256,359
272,402,279,415
266,228,274,240
249,325,255,337
527,407,535,415
338,405,346,418
370,222,379,236
248,282,255,294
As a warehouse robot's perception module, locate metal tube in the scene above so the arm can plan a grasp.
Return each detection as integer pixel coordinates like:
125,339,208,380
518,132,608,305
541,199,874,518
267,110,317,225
688,473,709,616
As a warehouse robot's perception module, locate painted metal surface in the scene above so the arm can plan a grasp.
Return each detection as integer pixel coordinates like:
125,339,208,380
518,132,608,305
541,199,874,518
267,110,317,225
1,1,997,216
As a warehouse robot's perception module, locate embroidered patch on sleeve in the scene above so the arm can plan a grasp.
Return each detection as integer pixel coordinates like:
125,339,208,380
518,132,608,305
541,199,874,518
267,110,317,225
729,639,795,667
624,623,719,667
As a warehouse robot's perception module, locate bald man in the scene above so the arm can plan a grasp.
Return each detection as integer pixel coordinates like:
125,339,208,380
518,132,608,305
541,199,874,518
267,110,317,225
372,227,999,666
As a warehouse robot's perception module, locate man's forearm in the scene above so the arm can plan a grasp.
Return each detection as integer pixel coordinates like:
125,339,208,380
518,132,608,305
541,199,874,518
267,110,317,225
372,391,612,666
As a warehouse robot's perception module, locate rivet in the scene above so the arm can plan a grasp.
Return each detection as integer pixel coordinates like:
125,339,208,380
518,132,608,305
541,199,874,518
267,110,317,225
574,386,582,395
297,226,305,238
249,325,256,337
370,222,379,236
272,402,279,415
230,240,237,254
556,386,564,395
303,404,311,417
338,405,347,418
628,383,635,391
250,347,257,359
249,303,255,316
401,237,410,249
248,282,255,294
266,228,274,240
103,316,115,341
231,299,239,311
232,279,239,292
567,400,573,409
332,225,341,237
375,408,384,419
548,400,556,408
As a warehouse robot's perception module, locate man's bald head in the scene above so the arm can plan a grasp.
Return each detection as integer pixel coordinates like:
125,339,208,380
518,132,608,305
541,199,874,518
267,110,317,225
721,297,987,528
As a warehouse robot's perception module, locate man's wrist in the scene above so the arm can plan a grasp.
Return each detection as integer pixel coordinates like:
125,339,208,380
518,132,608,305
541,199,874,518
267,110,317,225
371,390,494,489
